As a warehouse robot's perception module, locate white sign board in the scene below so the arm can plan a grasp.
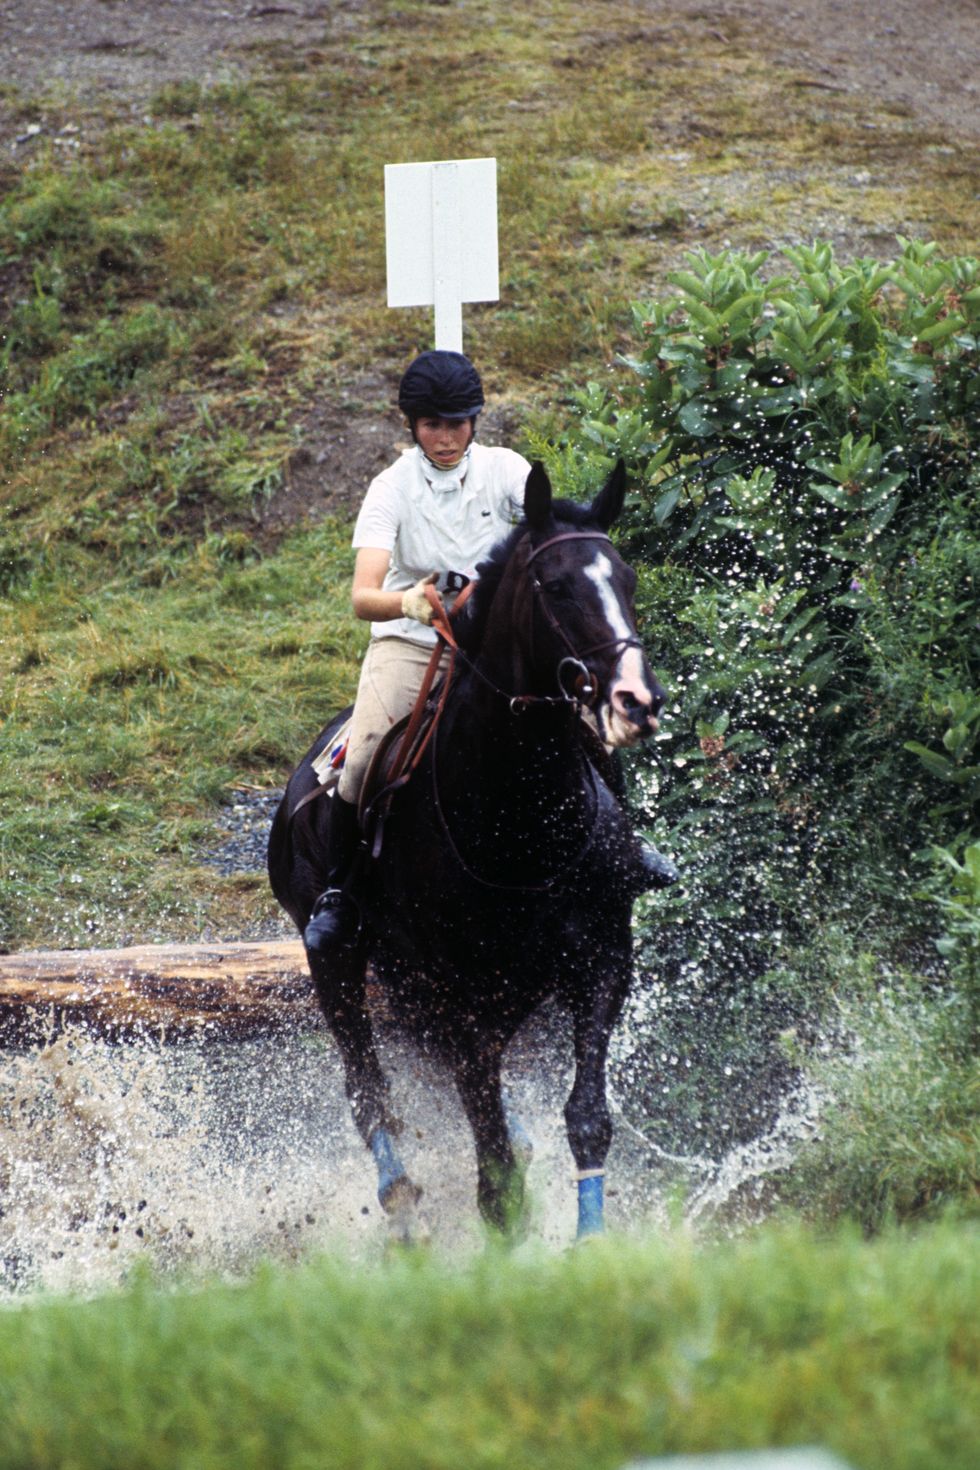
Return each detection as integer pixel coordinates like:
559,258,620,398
385,157,498,353
625,1453,854,1470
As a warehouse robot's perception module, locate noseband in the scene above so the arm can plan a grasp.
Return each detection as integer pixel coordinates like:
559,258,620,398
524,530,645,708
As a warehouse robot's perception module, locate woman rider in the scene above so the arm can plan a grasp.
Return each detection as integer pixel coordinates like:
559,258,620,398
305,349,677,952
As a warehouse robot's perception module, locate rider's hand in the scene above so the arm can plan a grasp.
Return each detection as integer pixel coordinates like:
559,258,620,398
401,573,440,625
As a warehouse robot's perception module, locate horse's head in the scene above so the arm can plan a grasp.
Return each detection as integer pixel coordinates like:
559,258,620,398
521,461,666,748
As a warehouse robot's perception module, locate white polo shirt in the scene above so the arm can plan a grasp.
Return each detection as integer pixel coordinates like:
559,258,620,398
352,442,531,646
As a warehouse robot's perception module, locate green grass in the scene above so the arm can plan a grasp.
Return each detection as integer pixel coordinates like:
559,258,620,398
784,973,980,1232
0,519,361,947
0,1222,975,1470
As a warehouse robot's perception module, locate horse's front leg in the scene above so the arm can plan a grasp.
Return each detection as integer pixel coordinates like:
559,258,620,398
306,944,422,1231
453,1043,529,1238
563,944,632,1239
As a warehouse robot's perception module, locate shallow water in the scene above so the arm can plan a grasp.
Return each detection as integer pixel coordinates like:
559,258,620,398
0,1000,813,1298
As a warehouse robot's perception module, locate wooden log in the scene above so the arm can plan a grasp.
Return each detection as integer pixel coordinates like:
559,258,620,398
0,940,319,1041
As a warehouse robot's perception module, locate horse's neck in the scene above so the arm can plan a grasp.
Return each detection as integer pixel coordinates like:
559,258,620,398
440,672,588,818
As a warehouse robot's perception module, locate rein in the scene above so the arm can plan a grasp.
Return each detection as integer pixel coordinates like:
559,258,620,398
370,578,474,804
365,524,641,887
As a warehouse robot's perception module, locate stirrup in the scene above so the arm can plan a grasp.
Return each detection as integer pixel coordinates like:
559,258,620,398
304,887,360,951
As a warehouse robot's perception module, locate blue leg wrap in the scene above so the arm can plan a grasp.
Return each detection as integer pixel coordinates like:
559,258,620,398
576,1174,604,1238
369,1126,406,1207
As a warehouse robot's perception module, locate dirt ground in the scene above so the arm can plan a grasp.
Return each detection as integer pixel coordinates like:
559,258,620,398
1,0,977,522
1,0,976,137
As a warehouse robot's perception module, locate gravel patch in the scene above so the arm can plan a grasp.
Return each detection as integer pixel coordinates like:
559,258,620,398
205,788,285,877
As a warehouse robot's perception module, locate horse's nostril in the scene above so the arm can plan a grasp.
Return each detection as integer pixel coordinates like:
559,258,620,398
620,694,653,730
612,682,664,735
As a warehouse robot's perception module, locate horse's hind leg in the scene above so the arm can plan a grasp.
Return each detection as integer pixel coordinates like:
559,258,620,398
453,1045,528,1238
563,949,632,1239
307,946,422,1227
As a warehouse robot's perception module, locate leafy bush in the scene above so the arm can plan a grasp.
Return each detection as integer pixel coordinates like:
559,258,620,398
922,839,980,1040
532,239,979,1163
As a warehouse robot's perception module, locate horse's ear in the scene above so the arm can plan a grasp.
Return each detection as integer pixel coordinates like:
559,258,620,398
591,459,627,530
523,461,553,529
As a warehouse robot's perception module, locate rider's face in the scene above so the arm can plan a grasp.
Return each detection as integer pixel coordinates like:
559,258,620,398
414,415,474,469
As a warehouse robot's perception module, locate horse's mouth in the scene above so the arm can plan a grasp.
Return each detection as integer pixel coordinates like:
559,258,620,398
599,702,660,749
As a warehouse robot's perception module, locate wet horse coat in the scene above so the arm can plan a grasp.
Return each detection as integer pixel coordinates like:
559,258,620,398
267,462,665,1237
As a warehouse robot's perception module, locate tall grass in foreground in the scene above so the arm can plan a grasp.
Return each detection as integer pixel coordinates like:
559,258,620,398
0,1223,975,1470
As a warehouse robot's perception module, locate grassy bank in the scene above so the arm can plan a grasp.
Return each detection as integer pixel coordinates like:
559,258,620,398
0,1222,976,1470
2,0,979,949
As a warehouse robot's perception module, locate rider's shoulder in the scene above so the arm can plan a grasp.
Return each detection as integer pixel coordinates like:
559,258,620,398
470,442,532,480
367,445,418,495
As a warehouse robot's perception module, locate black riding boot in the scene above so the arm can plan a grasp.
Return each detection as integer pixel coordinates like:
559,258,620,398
601,745,680,892
634,836,680,890
304,795,364,953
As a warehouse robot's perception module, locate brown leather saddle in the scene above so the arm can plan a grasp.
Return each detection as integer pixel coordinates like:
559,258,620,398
358,705,436,859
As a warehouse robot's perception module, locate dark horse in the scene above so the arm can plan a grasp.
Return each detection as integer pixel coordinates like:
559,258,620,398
267,461,666,1240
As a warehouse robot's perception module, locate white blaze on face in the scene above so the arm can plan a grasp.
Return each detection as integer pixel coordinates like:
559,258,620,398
584,550,654,744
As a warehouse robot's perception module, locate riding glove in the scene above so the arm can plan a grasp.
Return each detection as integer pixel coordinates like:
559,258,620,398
401,572,440,625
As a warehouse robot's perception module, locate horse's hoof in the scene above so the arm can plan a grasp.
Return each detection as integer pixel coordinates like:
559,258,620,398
503,1091,534,1167
382,1176,428,1250
506,1123,534,1170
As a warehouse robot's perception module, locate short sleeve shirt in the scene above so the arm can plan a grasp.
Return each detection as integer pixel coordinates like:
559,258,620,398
352,442,530,645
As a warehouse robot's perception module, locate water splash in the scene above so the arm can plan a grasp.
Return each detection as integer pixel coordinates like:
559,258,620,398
682,1081,823,1227
1,1024,375,1295
1,998,822,1298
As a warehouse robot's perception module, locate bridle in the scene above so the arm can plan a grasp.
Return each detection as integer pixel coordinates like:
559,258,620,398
418,528,642,715
425,527,646,891
524,529,647,710
365,526,646,890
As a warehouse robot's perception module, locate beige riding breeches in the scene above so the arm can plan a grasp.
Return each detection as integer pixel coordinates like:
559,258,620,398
336,636,436,804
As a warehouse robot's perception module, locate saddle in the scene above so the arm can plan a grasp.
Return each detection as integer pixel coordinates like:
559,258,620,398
359,706,434,859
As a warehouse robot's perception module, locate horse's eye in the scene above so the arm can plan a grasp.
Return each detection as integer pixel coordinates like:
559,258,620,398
544,578,569,598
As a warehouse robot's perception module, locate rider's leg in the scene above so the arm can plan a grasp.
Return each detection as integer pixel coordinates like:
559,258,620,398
304,637,433,952
304,792,364,950
583,715,680,892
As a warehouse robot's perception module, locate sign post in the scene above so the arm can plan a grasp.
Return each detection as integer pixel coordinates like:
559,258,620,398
384,157,498,353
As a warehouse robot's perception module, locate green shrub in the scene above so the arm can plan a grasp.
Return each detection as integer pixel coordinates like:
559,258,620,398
533,239,979,1161
921,838,980,1040
551,238,978,853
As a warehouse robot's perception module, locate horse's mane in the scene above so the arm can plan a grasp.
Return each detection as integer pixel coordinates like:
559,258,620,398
455,498,601,656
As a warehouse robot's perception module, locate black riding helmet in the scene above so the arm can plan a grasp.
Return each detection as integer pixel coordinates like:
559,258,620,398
397,350,485,422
